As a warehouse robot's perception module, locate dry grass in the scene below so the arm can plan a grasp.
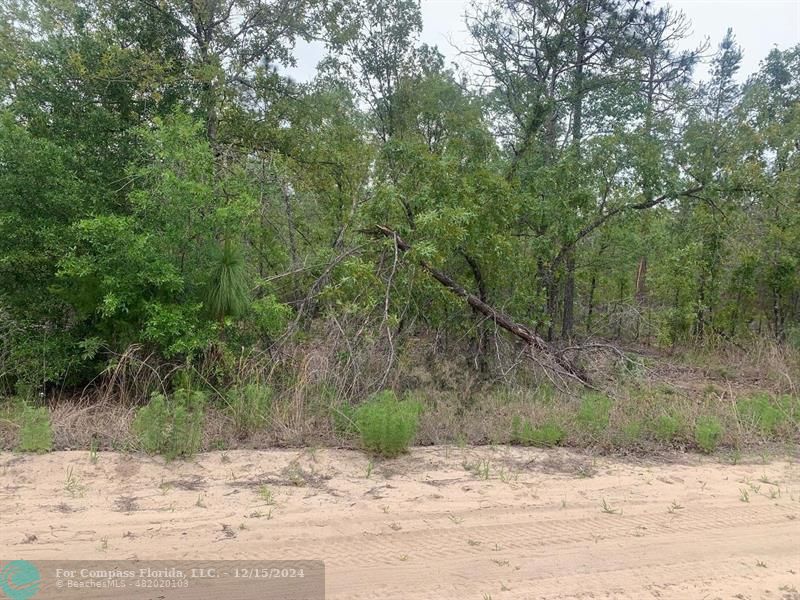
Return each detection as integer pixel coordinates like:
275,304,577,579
1,334,798,456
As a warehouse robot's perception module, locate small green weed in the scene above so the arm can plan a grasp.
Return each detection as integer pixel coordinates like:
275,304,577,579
89,438,99,464
257,485,276,505
600,498,621,515
448,513,464,525
667,500,684,513
64,467,85,497
462,458,491,480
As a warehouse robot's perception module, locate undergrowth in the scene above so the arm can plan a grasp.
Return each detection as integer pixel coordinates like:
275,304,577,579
18,402,53,453
224,382,272,437
1,342,797,459
511,417,565,447
355,390,422,457
695,416,724,453
133,389,206,460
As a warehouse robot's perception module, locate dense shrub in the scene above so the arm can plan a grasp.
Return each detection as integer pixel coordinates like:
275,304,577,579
133,389,206,459
355,390,421,457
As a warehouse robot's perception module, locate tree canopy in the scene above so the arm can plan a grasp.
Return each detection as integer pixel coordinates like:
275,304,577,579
1,0,798,394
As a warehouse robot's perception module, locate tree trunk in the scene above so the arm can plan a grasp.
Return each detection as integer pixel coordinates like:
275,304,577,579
635,256,648,303
546,271,559,342
586,273,597,334
634,255,647,340
461,251,489,373
561,1,588,341
773,287,785,341
561,250,576,339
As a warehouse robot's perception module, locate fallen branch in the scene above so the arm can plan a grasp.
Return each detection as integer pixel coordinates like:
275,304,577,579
366,225,591,386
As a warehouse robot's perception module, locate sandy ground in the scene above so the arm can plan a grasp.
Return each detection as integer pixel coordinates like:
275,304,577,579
1,446,799,599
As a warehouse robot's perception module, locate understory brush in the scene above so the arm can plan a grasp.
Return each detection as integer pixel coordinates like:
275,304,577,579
133,389,206,459
224,382,272,437
511,416,565,447
18,401,53,453
2,340,797,459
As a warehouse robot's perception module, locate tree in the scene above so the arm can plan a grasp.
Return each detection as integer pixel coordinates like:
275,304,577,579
679,29,743,338
140,0,322,142
323,0,422,142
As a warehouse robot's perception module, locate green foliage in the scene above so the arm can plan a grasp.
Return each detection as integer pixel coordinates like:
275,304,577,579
737,393,796,437
511,416,565,447
225,383,272,436
576,393,613,434
54,111,258,363
141,302,216,358
0,116,81,310
651,413,683,443
206,239,251,322
355,390,422,457
17,403,53,453
250,294,292,338
1,0,799,442
3,328,80,390
133,389,206,460
694,416,724,453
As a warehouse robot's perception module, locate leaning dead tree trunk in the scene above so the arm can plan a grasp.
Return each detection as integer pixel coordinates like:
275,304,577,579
368,225,590,386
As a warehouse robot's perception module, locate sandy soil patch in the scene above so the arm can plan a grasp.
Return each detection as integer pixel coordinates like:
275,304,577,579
1,446,798,599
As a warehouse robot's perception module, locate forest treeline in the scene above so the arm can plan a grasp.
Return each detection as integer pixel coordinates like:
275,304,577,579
1,0,799,398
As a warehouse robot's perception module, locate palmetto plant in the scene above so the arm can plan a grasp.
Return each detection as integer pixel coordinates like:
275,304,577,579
206,239,250,323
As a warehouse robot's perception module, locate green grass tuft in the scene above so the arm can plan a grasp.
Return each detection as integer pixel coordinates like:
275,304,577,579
511,416,565,447
618,420,645,446
737,393,796,438
331,403,359,438
576,392,612,434
225,382,271,436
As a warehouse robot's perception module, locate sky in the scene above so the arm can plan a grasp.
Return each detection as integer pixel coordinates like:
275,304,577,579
286,0,800,82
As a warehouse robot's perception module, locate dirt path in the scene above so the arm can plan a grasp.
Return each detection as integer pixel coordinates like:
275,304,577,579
1,447,798,599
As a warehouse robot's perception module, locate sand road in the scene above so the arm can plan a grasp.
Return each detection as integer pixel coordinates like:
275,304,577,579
1,446,798,599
